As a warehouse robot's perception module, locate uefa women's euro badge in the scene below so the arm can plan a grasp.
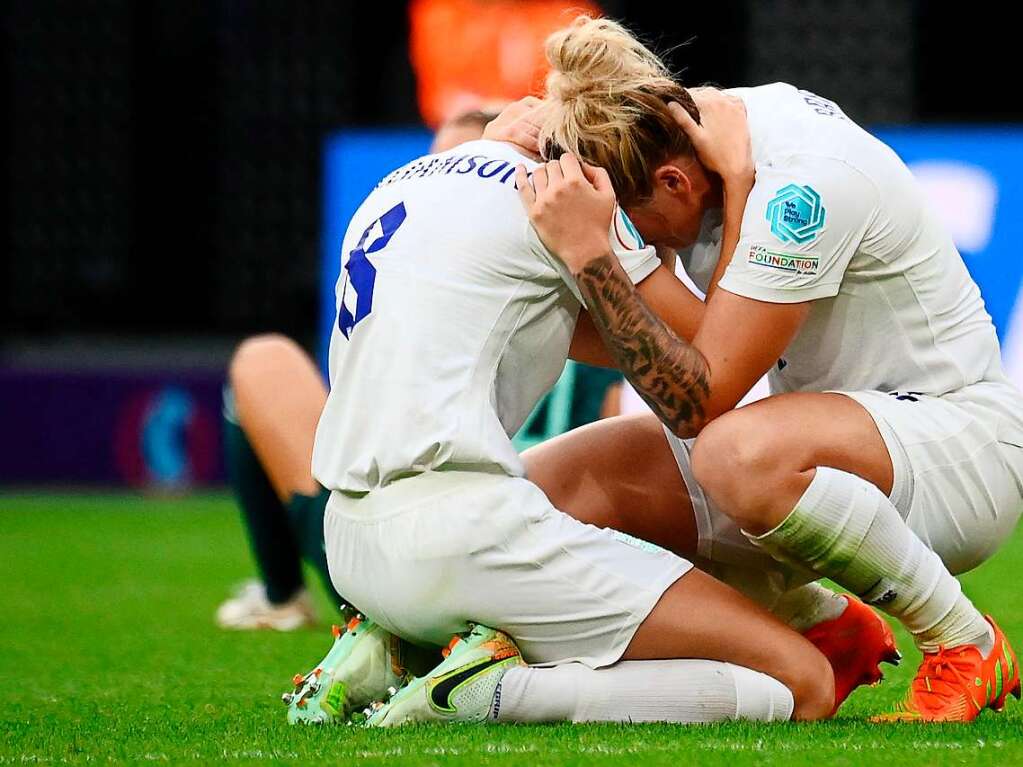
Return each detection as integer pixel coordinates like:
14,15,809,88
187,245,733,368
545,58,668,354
766,184,826,245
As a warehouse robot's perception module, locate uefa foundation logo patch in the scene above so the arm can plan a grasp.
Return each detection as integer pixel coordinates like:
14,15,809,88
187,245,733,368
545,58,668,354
748,245,820,275
766,184,826,245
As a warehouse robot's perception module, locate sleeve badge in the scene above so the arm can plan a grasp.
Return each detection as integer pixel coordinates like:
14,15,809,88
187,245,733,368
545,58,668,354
766,184,826,245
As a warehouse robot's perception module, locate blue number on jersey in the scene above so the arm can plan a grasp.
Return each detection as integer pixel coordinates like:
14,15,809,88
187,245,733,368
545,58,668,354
338,201,407,339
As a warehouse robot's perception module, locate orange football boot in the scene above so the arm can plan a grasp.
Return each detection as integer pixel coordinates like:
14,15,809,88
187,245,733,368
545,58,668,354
873,616,1021,722
803,594,901,714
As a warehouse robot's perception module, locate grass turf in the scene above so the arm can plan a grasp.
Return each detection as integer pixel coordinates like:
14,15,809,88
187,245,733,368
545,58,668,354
1,493,1021,765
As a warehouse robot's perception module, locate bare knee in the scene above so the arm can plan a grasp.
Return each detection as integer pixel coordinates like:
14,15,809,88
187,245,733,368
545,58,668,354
691,413,798,532
227,334,325,498
781,648,835,721
229,333,304,393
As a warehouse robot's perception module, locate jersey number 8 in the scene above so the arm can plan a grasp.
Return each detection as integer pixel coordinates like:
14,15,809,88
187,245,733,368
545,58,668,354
338,201,408,339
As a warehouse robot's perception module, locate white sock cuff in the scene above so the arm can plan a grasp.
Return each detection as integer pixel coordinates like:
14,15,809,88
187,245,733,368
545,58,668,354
492,665,577,723
730,664,795,722
748,467,880,575
756,467,867,539
795,466,852,520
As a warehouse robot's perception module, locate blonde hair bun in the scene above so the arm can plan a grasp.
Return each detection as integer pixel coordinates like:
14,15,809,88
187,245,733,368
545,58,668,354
545,17,673,102
539,16,698,206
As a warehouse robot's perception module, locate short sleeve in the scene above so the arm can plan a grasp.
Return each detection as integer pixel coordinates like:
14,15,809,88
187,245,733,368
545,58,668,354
718,156,878,304
609,206,661,285
528,205,660,304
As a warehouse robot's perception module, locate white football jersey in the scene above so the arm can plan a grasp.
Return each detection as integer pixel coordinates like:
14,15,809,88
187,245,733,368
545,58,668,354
678,83,1023,441
312,140,660,492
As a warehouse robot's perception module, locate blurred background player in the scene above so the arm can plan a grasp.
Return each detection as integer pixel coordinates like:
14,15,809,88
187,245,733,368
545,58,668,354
215,108,499,630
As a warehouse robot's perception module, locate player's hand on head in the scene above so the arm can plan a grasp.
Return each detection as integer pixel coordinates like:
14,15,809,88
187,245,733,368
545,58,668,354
669,89,753,186
484,97,543,160
515,154,616,274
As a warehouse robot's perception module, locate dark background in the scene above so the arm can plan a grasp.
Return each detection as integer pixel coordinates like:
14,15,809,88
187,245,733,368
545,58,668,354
1,1,1013,350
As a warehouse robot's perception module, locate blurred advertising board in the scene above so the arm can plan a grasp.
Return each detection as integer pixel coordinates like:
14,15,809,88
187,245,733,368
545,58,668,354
319,129,433,369
873,127,1023,385
0,369,224,488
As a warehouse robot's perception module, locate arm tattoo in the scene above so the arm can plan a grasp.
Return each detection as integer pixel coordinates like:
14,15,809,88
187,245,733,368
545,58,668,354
578,254,710,437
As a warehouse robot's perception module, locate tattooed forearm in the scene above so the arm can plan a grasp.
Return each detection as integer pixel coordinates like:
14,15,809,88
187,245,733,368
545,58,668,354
578,255,711,437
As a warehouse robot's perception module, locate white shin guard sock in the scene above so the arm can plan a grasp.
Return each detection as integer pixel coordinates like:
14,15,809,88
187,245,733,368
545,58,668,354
772,582,848,633
492,660,794,724
750,466,991,654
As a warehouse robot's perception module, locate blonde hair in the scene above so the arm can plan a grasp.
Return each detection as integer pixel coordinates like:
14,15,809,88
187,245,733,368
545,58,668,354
539,16,699,207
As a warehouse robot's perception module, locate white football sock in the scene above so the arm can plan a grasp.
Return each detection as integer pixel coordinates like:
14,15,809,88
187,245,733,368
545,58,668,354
492,660,794,724
772,582,848,633
749,466,992,654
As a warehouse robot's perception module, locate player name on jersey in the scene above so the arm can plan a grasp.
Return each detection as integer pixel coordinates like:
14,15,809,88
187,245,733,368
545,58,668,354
379,152,520,189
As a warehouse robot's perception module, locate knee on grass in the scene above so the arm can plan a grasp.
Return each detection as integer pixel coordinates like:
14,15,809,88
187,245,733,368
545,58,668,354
783,651,836,721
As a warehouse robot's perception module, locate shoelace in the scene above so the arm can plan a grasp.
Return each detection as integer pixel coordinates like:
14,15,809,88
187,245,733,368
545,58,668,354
906,646,983,714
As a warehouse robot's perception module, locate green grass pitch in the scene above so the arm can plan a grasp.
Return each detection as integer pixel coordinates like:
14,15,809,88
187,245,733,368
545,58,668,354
2,493,1022,765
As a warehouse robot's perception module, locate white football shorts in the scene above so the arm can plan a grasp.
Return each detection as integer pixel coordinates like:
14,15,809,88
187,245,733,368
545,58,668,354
843,384,1023,574
323,468,691,668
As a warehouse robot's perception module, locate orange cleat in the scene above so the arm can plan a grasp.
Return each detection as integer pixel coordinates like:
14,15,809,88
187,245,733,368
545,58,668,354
873,616,1021,722
803,594,901,714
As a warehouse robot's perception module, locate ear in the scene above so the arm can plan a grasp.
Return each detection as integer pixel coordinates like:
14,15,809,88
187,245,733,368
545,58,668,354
653,163,695,199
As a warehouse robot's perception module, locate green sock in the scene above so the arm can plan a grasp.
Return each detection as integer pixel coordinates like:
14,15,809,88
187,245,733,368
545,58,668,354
223,387,304,605
286,489,345,607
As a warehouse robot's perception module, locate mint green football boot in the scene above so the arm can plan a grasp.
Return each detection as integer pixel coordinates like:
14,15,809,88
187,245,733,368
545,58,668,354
365,624,525,727
283,612,407,724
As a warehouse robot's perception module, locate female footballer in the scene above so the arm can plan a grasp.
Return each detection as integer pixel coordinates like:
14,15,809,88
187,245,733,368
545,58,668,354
511,16,1022,722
